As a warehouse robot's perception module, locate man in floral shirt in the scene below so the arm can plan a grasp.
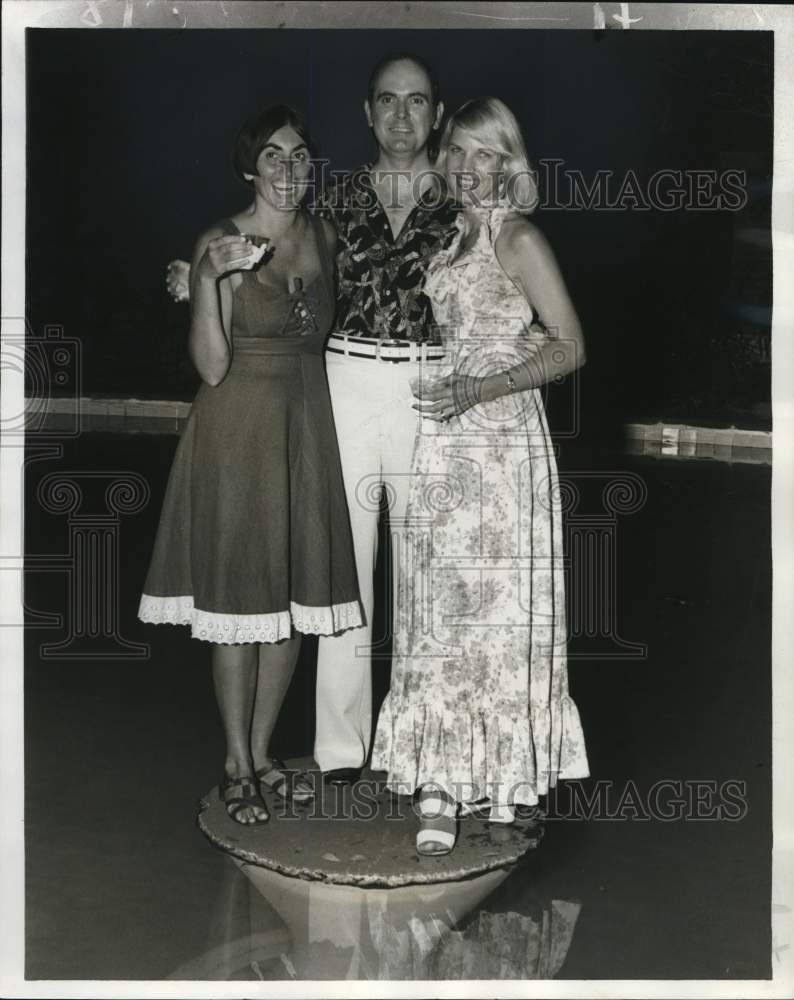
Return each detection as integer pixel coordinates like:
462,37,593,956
313,54,460,785
315,163,456,342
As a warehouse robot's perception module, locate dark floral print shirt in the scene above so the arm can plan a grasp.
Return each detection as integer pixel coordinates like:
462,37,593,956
314,165,459,343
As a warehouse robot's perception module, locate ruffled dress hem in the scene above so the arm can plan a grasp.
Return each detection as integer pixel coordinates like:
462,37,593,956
138,594,363,644
371,693,590,806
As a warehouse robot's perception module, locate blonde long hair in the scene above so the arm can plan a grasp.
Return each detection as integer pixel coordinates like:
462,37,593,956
437,97,539,214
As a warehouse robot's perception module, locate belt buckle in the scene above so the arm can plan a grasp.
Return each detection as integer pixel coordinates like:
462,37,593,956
377,338,408,364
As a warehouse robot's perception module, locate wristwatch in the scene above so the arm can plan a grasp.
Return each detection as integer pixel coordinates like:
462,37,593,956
505,371,517,394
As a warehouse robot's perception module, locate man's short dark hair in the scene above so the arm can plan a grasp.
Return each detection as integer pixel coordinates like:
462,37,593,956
232,104,314,187
367,53,441,107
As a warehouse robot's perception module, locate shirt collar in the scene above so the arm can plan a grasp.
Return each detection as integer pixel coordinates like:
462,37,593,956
348,163,456,217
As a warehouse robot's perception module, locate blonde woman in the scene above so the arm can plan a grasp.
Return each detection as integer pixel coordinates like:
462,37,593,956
372,98,590,855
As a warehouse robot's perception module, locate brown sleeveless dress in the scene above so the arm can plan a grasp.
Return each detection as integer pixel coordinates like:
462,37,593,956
138,213,362,643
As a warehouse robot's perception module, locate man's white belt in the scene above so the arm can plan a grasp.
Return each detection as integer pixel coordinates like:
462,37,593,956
326,333,446,364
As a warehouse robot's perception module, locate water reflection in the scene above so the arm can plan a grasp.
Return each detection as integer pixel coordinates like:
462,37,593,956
168,858,581,981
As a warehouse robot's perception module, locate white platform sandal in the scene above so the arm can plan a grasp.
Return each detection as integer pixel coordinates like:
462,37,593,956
416,789,458,856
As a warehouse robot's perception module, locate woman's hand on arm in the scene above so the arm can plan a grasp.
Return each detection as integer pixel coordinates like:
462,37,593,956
410,371,486,422
187,229,251,386
413,222,584,422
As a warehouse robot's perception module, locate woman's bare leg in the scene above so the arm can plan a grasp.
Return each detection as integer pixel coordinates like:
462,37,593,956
250,635,302,773
212,643,266,823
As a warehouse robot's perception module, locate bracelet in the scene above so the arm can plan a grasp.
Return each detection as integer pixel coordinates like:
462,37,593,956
504,371,517,394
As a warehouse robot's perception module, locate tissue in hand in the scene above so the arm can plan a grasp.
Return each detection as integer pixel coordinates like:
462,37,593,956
239,235,271,269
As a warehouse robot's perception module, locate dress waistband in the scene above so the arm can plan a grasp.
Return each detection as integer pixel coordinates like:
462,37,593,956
233,335,324,356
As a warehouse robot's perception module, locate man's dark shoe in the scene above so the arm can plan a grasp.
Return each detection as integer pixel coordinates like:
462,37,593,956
322,767,362,786
514,804,546,822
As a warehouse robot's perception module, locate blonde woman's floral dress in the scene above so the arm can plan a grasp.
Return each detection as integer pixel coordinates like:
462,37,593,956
371,205,589,807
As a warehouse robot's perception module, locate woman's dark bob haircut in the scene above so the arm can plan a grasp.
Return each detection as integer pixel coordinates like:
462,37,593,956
232,104,314,187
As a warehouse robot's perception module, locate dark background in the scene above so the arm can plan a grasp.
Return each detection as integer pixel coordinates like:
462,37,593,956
26,28,772,434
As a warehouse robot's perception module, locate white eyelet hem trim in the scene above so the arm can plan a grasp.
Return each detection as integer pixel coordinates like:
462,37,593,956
138,594,362,644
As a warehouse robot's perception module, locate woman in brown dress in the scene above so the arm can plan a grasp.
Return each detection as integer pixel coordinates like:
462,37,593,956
139,106,362,824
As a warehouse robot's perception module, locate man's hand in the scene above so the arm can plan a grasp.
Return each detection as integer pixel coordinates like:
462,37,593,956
166,259,191,303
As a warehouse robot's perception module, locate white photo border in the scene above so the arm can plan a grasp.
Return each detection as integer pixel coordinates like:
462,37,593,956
2,3,792,998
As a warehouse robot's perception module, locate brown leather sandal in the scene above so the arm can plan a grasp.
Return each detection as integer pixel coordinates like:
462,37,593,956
219,774,269,825
256,758,315,805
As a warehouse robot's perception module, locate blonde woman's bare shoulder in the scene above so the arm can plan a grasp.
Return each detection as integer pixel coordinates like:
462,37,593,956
495,215,553,273
497,214,548,251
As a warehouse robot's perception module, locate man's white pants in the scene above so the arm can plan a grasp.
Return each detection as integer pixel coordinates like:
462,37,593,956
315,351,424,771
